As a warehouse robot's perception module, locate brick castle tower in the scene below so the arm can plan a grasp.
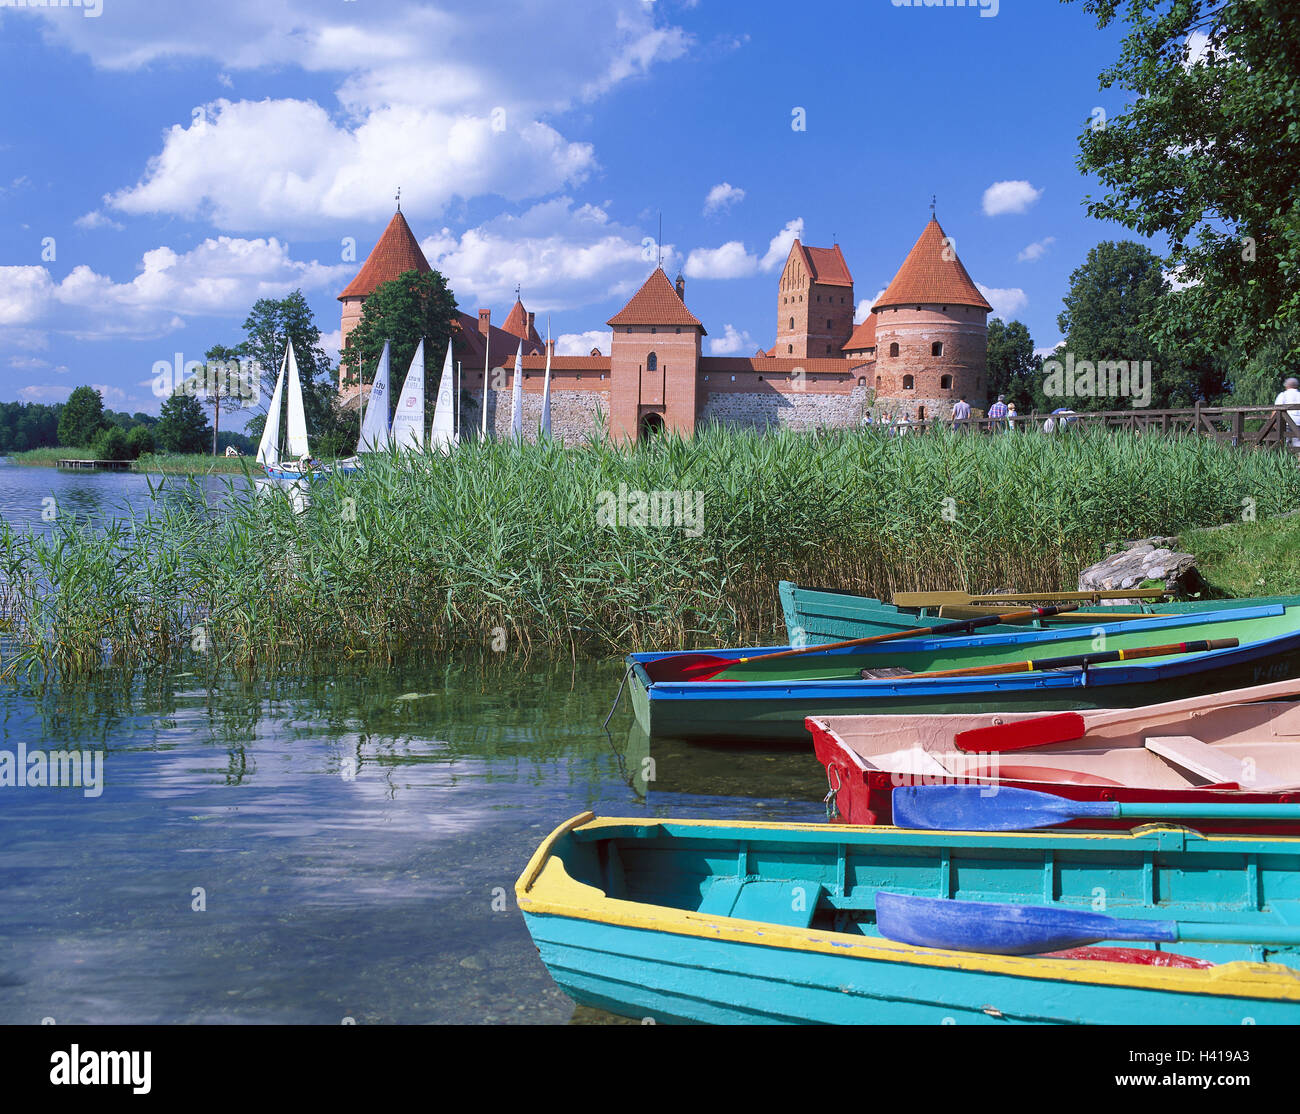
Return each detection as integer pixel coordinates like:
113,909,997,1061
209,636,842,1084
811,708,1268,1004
774,241,855,359
870,217,991,420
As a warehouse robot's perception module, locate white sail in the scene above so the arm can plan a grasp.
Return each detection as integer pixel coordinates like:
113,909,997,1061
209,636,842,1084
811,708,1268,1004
256,346,289,466
429,342,458,453
391,339,426,452
285,341,310,459
509,339,524,440
540,322,552,438
358,340,393,452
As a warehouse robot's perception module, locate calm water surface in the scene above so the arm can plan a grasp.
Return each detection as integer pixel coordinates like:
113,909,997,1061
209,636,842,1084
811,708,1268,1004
0,463,826,1024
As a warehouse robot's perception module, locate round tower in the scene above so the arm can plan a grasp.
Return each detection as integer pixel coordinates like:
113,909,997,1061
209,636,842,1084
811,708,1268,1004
872,218,990,419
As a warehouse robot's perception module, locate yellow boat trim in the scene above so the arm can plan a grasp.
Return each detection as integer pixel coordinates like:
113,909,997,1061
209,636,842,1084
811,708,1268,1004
515,815,1300,1003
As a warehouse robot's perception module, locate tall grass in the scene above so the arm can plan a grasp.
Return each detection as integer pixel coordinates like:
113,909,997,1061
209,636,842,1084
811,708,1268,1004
3,424,1298,677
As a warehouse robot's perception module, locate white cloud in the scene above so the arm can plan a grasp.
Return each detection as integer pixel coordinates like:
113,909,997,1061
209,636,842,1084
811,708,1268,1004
856,291,886,321
556,329,612,356
1165,266,1198,292
32,1,688,231
74,210,125,232
978,284,1028,320
0,237,349,341
703,182,745,215
1184,31,1213,68
318,328,343,361
684,241,758,280
421,198,670,312
708,324,753,356
1034,342,1066,358
17,384,74,403
1017,237,1055,263
982,181,1043,217
760,218,803,272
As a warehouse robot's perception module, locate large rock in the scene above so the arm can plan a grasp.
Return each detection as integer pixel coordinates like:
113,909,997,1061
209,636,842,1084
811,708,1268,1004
1078,536,1203,602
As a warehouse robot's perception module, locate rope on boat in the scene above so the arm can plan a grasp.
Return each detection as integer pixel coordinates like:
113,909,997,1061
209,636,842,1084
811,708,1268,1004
602,665,632,732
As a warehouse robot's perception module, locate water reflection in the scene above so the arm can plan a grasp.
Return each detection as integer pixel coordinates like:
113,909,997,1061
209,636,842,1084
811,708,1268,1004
0,654,826,1024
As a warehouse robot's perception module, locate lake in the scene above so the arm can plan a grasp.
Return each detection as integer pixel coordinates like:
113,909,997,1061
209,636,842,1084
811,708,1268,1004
0,462,825,1024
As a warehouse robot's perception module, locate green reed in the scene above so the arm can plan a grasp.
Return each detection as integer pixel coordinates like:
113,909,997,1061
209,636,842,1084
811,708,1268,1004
3,424,1298,677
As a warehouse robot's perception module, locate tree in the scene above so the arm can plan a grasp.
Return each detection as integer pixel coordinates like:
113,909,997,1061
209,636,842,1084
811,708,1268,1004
91,425,130,461
985,319,1038,408
154,392,212,455
240,291,354,456
57,386,107,447
1066,0,1300,393
339,269,458,432
126,424,155,459
198,343,248,456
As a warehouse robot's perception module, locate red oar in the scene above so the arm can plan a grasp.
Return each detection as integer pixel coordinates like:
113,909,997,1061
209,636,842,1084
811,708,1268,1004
953,712,1088,753
643,605,1081,683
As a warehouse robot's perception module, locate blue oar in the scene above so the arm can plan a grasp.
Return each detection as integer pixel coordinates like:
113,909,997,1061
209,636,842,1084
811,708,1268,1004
874,890,1300,955
891,785,1300,832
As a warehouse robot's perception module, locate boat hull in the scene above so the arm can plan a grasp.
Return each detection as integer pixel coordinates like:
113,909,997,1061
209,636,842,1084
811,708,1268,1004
517,815,1300,1024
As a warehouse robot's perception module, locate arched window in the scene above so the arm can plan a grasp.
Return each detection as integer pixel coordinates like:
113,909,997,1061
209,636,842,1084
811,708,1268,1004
789,317,795,330
902,375,915,390
826,319,832,329
889,342,900,357
932,341,944,357
646,352,657,372
787,344,793,354
857,377,866,387
940,374,953,389
875,375,882,389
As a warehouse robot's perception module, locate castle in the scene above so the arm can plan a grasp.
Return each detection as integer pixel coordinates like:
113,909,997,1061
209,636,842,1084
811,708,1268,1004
337,209,991,441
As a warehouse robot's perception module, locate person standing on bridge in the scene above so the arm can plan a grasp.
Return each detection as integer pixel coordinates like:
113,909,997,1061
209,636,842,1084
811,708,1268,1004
988,394,1008,431
1276,376,1300,449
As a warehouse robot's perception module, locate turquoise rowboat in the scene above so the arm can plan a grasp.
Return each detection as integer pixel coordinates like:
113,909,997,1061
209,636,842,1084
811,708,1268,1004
517,814,1300,1024
627,604,1300,742
780,580,1300,645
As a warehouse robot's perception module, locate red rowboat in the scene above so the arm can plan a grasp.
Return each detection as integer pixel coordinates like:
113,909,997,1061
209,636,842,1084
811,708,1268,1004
807,679,1300,833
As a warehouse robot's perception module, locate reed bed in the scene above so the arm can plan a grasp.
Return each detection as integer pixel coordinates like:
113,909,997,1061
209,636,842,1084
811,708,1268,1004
3,424,1297,677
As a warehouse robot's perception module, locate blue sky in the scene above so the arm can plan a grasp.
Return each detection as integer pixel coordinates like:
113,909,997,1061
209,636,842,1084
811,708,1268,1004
0,0,1140,428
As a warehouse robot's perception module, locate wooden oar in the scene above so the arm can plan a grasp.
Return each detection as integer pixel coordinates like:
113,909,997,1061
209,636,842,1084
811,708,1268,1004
874,890,1300,956
862,637,1238,681
893,588,1171,608
891,785,1300,832
656,605,1081,683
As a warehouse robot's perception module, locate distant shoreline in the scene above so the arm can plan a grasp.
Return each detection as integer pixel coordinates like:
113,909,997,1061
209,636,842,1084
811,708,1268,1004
3,449,257,475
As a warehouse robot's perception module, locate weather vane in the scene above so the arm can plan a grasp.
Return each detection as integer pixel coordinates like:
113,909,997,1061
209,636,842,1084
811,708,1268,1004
930,194,936,217
396,187,401,212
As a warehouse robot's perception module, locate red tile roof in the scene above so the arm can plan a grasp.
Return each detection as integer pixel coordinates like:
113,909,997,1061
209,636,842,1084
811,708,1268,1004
607,268,705,331
500,298,543,345
799,242,853,287
873,219,991,312
452,311,544,369
506,354,611,372
338,210,432,300
701,356,858,374
843,314,877,352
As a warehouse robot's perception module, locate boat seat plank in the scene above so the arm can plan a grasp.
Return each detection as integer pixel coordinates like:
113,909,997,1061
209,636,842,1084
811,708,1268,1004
697,878,824,929
1144,735,1286,789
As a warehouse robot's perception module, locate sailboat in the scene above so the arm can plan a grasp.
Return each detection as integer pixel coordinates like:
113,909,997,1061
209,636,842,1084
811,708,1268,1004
510,338,524,440
391,339,426,452
540,319,552,438
429,341,458,454
256,342,319,480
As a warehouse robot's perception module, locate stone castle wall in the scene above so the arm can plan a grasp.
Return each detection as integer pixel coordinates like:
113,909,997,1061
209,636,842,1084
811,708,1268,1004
700,384,871,431
470,387,611,443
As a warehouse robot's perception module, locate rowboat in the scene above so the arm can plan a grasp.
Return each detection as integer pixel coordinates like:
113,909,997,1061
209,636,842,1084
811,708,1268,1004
808,679,1300,832
626,604,1300,742
516,813,1300,1024
780,580,1300,645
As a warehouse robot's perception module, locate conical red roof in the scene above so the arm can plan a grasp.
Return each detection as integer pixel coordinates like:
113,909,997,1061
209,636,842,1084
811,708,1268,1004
338,210,432,300
500,297,543,345
873,219,991,312
607,268,705,331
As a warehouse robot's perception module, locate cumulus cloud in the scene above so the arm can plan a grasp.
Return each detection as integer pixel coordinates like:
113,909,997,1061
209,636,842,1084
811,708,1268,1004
1017,237,1055,263
703,182,745,215
421,198,671,312
978,284,1029,320
982,181,1043,217
74,211,125,232
856,291,886,321
684,241,758,280
556,329,613,356
708,324,753,356
760,218,803,272
0,237,349,341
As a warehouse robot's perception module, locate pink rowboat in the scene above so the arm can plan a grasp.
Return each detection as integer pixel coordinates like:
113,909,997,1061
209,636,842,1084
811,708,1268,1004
807,679,1300,833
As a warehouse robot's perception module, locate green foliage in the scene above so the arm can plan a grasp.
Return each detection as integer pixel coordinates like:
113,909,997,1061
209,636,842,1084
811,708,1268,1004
154,392,212,455
91,425,130,461
125,424,155,459
1066,0,1300,394
985,319,1038,408
338,269,458,431
0,401,61,453
4,425,1298,676
57,386,107,447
